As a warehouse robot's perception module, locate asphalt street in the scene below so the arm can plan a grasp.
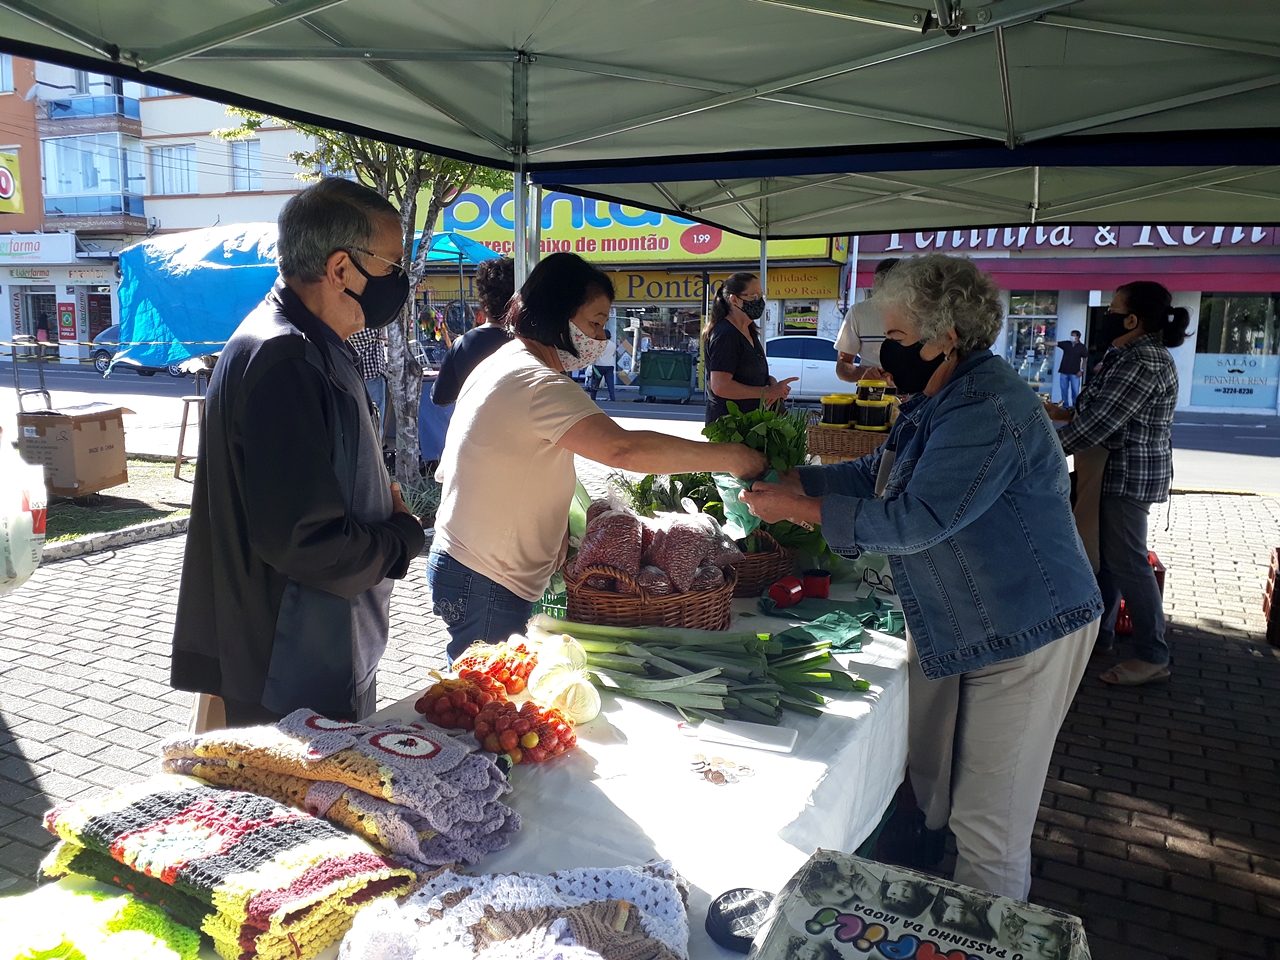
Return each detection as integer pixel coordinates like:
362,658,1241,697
5,359,1279,492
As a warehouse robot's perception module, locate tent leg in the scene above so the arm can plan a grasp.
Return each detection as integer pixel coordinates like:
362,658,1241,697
759,223,769,347
513,160,527,286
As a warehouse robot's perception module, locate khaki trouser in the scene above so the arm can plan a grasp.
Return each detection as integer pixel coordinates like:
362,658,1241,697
1071,445,1109,574
907,619,1099,899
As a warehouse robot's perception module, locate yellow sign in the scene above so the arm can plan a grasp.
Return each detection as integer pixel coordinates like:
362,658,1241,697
424,188,843,265
0,152,22,214
419,266,840,304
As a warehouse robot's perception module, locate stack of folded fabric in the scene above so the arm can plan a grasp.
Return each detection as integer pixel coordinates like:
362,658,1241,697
41,773,416,960
0,880,201,960
160,709,520,871
339,862,691,960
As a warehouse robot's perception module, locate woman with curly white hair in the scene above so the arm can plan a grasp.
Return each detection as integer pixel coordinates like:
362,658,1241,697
742,253,1102,900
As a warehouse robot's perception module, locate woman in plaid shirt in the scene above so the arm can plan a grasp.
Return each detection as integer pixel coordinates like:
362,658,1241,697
1049,281,1191,686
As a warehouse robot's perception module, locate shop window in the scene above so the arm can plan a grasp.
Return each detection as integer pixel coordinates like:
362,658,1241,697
783,299,819,335
1192,293,1280,409
150,144,196,195
0,55,13,93
1006,291,1059,396
231,139,262,192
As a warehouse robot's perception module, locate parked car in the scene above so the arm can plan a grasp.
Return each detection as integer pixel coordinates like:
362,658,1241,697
92,325,185,377
765,336,846,400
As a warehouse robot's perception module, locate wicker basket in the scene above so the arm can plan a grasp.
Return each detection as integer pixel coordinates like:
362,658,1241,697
806,423,888,464
729,528,797,599
562,563,737,630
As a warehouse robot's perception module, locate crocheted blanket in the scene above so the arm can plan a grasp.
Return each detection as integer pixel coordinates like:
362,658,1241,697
0,879,201,960
339,863,691,960
160,710,519,869
42,773,415,960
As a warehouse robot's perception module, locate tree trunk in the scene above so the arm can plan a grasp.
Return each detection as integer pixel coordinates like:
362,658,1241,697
389,165,426,488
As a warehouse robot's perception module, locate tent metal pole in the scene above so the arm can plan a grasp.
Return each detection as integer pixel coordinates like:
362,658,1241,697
140,0,353,70
512,53,530,286
996,26,1016,150
759,191,770,350
0,0,118,59
530,184,543,276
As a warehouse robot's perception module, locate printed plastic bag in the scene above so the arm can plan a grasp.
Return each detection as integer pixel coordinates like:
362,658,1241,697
1,438,47,596
644,512,720,592
572,506,643,577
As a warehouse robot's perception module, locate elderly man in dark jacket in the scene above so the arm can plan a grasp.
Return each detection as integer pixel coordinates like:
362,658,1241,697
172,178,425,726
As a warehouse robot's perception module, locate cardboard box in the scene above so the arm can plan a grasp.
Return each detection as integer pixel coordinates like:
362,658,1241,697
750,850,1090,960
16,404,133,497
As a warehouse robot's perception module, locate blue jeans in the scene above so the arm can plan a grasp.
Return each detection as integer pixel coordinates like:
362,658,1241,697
1096,496,1168,665
589,366,615,402
427,546,535,661
1058,373,1081,408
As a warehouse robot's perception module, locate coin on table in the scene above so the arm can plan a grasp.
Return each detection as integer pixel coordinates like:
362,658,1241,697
737,766,755,777
707,770,727,785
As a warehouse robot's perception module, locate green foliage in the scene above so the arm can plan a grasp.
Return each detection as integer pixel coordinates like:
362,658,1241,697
400,477,443,527
609,472,717,517
701,402,809,474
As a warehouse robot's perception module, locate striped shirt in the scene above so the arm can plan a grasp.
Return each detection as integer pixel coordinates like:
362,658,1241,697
1057,333,1178,502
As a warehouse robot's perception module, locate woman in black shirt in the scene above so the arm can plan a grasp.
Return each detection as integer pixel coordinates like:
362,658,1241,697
704,272,795,423
431,257,516,406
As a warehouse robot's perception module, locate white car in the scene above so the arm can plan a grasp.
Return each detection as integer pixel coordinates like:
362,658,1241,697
765,336,846,400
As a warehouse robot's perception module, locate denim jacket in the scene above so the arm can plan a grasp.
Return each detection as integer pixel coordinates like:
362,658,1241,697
798,351,1102,680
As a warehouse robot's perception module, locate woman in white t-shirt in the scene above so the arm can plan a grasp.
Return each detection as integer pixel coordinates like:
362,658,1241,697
429,252,766,660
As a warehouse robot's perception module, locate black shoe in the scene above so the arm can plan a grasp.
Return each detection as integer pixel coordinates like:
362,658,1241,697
877,806,950,870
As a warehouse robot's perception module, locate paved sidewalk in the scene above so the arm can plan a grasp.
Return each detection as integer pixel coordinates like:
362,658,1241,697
1,494,1278,960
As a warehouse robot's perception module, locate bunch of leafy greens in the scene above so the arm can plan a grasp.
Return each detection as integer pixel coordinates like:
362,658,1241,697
703,402,834,558
701,402,809,474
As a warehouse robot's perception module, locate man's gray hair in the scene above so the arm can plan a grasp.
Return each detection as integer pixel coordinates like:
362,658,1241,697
277,177,401,282
876,253,1004,355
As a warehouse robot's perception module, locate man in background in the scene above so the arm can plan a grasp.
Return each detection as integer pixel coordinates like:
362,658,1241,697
835,258,898,383
1055,329,1090,408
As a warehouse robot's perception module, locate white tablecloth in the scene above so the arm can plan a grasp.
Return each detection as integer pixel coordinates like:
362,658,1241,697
370,592,910,960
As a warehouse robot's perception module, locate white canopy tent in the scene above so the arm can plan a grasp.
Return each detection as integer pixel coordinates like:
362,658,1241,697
4,0,1280,265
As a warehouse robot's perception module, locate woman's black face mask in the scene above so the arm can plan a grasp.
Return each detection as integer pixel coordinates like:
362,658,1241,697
1097,310,1135,345
880,338,945,394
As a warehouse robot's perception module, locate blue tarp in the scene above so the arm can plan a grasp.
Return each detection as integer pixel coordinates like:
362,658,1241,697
115,223,279,370
116,225,496,371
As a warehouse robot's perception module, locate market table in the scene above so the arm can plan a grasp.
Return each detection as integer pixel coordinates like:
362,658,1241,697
370,591,909,960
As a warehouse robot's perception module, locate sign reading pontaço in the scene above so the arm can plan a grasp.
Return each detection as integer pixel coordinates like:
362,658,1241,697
420,267,840,304
426,189,847,265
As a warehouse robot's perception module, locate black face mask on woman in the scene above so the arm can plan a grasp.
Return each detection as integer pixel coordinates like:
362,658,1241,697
880,338,945,394
343,253,411,329
736,296,766,321
1097,310,1135,346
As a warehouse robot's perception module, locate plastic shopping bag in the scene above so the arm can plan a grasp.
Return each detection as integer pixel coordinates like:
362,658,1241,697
1,441,47,596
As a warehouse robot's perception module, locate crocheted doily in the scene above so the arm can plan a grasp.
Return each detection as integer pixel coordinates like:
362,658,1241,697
339,862,690,960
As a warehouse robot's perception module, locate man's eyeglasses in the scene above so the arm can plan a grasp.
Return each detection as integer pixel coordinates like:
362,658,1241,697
348,247,406,278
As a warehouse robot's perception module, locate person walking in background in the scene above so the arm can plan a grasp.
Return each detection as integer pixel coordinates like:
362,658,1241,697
431,257,516,406
1047,281,1188,686
173,178,425,726
1055,329,1090,408
835,257,898,384
588,314,617,402
348,327,389,438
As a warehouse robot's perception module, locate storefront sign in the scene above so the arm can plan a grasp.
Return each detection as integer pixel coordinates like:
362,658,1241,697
419,266,841,304
860,226,1280,254
1190,354,1280,408
0,233,77,264
57,302,77,342
429,189,844,264
8,268,51,279
67,267,112,281
0,152,20,214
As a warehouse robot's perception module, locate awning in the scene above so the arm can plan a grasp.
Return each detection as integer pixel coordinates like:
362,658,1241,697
4,2,1280,238
857,255,1280,292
